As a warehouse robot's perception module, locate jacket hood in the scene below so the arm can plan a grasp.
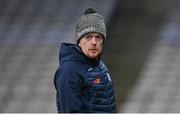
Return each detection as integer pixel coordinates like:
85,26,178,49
59,43,100,66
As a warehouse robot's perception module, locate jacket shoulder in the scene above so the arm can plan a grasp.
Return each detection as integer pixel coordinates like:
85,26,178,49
55,62,78,78
54,61,83,90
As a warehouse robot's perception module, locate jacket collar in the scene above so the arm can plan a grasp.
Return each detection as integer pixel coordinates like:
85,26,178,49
59,43,101,66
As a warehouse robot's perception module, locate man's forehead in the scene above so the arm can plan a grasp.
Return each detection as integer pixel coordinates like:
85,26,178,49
85,32,103,36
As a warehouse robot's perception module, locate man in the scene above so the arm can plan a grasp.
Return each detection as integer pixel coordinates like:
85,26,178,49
54,8,116,113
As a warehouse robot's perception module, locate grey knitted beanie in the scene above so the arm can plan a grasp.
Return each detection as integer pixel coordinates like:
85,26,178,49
75,8,106,43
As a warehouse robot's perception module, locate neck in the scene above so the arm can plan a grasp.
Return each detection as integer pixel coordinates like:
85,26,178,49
76,45,101,65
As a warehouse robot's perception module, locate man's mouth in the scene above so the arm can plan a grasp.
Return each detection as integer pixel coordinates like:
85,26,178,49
89,49,98,51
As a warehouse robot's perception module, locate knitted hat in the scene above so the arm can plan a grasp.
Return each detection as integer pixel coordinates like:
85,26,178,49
75,8,106,43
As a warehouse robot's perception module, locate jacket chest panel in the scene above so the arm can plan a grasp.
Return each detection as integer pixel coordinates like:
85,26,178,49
82,67,112,91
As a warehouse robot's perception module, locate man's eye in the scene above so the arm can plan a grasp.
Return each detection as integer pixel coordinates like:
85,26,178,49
85,36,92,40
96,36,103,41
96,36,102,39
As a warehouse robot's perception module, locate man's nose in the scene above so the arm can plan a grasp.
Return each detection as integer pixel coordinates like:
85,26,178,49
91,37,97,44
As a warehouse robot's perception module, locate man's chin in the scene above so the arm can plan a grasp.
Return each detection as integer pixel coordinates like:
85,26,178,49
87,54,99,59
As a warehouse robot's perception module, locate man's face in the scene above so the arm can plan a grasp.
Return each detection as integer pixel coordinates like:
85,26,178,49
79,33,104,59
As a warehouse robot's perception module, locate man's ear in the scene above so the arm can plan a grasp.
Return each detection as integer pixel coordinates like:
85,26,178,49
78,42,81,47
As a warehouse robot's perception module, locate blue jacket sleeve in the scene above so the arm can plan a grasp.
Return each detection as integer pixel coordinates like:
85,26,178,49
54,67,82,113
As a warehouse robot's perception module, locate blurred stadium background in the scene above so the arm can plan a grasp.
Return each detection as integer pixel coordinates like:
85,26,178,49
0,0,180,112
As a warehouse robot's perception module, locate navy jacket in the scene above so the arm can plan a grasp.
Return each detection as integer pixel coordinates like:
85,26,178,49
54,43,116,113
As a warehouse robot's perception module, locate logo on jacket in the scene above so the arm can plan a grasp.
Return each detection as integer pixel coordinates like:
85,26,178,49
106,73,111,81
88,67,93,71
93,77,101,84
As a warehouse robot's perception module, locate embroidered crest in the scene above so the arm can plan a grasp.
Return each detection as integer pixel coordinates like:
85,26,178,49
106,73,111,81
